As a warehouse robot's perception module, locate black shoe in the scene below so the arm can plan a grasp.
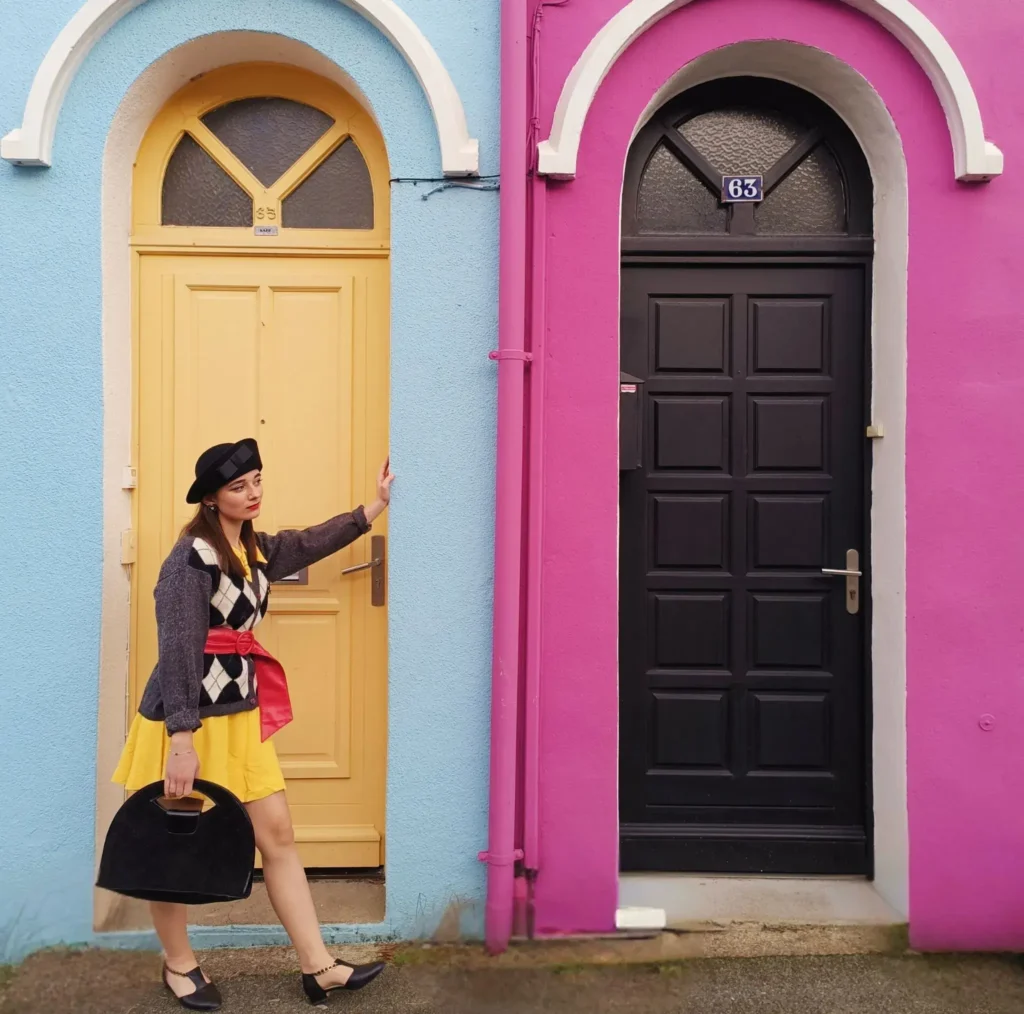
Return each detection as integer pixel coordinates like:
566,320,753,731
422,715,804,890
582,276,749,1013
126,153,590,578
163,965,223,1011
301,958,386,1003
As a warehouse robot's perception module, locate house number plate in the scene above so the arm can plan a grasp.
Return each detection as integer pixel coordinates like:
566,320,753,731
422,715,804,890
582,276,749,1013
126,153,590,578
721,175,763,202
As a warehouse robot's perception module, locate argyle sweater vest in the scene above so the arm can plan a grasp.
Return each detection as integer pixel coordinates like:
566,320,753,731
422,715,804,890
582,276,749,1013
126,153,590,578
137,508,370,733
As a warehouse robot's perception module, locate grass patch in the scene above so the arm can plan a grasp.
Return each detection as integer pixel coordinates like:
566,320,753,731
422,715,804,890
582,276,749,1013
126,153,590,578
0,965,15,992
389,948,425,967
390,945,466,967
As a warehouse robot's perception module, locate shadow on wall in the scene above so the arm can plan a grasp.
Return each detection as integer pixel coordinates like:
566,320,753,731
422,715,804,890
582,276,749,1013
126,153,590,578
426,895,483,943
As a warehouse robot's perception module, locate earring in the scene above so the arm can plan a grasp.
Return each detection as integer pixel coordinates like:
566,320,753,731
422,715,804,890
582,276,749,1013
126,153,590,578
206,503,217,513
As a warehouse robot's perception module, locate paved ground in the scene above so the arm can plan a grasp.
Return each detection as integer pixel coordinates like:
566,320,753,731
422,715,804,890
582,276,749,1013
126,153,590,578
2,948,1024,1014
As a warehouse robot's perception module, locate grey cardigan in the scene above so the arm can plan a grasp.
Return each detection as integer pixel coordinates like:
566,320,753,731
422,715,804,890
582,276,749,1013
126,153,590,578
138,509,371,733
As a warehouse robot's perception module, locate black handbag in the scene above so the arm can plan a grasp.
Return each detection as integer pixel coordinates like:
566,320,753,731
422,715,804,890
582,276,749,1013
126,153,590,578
96,779,256,905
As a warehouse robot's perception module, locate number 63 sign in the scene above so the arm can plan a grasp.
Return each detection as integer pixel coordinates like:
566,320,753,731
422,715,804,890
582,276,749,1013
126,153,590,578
722,175,763,202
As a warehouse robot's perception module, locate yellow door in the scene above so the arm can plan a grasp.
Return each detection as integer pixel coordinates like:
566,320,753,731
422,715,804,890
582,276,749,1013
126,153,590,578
129,66,390,868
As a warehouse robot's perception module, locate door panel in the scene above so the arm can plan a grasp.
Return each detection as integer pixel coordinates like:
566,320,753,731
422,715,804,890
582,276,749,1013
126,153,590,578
619,263,868,874
135,254,388,867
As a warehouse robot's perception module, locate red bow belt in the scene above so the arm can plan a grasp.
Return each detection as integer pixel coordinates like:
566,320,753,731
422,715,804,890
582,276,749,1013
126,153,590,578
204,628,292,742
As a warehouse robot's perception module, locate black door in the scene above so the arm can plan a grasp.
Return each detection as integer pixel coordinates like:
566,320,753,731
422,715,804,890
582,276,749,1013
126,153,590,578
619,264,869,873
618,80,874,875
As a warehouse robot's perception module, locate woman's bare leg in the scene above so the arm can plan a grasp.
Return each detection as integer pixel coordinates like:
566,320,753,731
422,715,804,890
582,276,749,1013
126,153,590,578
149,902,210,997
246,791,352,987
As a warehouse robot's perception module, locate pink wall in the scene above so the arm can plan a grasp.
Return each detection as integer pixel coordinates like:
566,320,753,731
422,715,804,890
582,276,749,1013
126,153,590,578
532,0,1024,948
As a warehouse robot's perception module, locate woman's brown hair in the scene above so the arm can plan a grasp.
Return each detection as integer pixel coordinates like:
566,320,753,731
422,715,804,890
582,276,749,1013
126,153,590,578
182,506,259,583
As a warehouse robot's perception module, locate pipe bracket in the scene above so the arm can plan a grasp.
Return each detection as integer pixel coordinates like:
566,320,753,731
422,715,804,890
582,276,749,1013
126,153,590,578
478,849,525,866
489,350,533,362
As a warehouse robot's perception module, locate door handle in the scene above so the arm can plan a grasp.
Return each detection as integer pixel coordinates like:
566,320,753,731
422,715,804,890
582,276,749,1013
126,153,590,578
822,549,860,614
342,535,386,607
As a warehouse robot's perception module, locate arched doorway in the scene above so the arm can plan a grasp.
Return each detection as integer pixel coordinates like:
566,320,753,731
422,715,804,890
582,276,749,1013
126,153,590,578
129,63,390,869
619,78,873,874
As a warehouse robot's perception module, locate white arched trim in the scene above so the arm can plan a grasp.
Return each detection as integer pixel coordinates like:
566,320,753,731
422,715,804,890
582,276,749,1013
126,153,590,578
0,0,480,175
537,0,1003,182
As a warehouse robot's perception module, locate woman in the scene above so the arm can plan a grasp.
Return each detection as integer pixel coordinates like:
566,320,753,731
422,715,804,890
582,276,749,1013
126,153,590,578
113,438,393,1009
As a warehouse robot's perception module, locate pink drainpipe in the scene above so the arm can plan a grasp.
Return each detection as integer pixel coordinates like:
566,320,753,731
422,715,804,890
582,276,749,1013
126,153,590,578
523,0,565,918
481,0,529,956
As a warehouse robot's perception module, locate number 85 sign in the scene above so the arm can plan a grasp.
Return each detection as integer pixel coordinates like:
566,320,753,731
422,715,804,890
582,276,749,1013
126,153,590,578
722,175,763,202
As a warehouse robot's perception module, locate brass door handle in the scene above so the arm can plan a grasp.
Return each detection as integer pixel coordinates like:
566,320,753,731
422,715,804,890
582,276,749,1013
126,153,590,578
822,549,860,614
341,535,386,607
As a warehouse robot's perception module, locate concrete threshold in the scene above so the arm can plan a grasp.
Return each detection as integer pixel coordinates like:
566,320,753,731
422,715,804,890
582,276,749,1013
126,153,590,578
601,873,909,960
96,876,385,932
619,873,905,927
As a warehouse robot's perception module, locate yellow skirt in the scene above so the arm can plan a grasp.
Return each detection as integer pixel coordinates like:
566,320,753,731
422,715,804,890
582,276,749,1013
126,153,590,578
112,708,286,803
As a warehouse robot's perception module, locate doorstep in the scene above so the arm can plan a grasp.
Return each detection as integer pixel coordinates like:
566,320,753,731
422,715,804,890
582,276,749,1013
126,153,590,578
611,874,907,958
619,874,904,927
95,876,385,932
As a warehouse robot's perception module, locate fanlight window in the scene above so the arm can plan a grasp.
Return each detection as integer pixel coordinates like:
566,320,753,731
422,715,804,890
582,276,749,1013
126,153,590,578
634,104,849,236
161,97,374,230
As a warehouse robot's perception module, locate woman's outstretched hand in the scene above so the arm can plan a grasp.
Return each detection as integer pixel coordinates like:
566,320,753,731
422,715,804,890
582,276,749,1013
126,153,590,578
378,457,394,504
365,458,394,524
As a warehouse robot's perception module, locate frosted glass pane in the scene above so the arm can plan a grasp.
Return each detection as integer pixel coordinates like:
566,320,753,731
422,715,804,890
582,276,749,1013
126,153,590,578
162,134,252,227
281,140,374,230
202,98,334,187
756,145,847,234
678,108,803,176
636,143,727,234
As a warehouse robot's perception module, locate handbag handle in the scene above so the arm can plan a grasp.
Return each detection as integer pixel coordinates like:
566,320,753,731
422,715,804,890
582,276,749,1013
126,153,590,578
132,778,250,811
132,779,252,836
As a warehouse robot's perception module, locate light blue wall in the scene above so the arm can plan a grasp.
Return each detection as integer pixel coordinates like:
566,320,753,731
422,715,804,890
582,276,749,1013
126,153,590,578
0,0,498,961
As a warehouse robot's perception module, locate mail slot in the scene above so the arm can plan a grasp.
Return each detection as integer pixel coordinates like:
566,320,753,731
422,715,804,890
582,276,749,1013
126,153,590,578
620,371,644,471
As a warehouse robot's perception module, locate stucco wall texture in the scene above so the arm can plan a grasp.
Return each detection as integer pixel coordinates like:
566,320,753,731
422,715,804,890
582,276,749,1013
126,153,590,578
530,0,1024,951
0,0,498,960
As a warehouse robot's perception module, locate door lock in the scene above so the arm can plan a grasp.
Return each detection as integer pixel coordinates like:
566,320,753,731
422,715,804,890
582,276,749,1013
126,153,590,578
342,534,386,607
822,549,861,614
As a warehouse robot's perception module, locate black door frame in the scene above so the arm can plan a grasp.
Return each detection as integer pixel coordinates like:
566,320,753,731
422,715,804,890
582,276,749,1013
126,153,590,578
618,77,875,876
